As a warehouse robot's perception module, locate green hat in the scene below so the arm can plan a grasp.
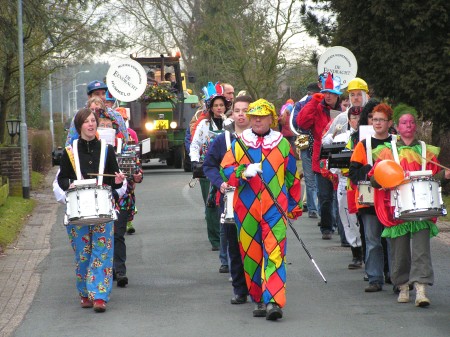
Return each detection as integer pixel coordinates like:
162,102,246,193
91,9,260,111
393,103,418,125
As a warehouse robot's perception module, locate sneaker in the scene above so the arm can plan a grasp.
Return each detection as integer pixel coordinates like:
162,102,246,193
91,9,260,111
322,232,332,240
126,222,135,235
93,299,106,312
348,258,363,269
266,303,283,321
219,265,229,273
80,297,93,308
308,211,318,218
363,274,369,282
230,295,247,304
253,302,266,317
117,274,128,288
365,283,382,292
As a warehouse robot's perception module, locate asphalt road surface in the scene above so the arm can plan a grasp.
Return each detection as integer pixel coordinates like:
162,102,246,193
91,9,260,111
12,165,450,337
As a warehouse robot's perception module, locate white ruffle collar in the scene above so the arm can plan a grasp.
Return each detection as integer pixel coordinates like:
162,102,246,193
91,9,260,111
240,129,283,149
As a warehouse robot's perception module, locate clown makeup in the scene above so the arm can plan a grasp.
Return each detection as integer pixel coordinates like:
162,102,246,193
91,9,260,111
397,113,417,143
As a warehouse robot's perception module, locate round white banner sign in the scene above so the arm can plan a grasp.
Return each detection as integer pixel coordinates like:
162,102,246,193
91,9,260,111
106,59,147,102
317,46,358,88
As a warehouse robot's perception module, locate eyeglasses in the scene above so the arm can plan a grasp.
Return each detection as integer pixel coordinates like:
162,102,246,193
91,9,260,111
372,118,389,123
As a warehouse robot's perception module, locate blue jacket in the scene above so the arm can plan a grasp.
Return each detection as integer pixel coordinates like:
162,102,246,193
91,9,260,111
203,131,234,189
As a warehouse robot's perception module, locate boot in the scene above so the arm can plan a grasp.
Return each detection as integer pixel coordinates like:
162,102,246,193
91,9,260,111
348,246,363,269
397,283,409,303
414,282,430,307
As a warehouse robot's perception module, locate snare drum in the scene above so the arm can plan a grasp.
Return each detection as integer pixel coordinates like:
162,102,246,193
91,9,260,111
391,176,447,221
64,184,116,225
357,181,374,205
221,187,236,224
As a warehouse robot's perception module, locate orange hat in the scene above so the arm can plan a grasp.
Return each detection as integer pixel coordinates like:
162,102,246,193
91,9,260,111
116,107,128,120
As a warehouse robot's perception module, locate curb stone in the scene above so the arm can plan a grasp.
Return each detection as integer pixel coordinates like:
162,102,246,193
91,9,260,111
0,167,59,337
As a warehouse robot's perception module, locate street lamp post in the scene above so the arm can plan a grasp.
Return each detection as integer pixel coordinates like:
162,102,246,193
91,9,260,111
74,83,87,111
67,90,77,119
73,70,89,113
49,74,55,150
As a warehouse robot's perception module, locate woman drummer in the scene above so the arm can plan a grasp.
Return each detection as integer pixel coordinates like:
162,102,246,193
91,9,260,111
58,107,125,312
369,103,450,307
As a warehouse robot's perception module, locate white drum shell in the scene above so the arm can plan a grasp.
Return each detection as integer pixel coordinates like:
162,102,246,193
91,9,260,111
222,187,236,224
391,177,447,221
65,185,116,225
358,181,374,205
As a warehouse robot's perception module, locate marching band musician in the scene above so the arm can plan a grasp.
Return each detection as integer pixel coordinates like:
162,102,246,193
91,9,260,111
190,83,232,253
368,103,450,307
349,103,393,293
323,106,364,269
220,99,302,321
297,72,342,240
116,107,140,235
203,95,253,304
97,107,143,288
58,108,125,313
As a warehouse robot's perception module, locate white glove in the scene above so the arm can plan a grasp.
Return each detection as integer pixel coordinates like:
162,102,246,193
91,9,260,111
243,163,262,178
322,133,334,145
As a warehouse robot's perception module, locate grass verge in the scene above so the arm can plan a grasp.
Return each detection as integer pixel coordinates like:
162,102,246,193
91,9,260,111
0,197,35,249
0,171,44,251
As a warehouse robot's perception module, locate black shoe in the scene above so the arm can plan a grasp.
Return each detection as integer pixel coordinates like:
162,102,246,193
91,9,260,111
308,211,318,218
363,274,369,281
266,303,283,321
211,246,219,251
302,205,308,212
348,258,363,269
230,295,247,304
253,302,266,317
365,283,382,292
117,274,128,288
219,265,229,273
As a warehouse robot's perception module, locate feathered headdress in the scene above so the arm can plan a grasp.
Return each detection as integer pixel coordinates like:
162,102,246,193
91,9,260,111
202,81,231,111
321,72,342,95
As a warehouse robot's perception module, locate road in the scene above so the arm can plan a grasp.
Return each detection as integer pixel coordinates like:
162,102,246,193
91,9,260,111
10,165,450,337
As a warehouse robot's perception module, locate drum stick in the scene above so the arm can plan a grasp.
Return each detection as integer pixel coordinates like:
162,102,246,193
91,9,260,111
421,157,450,171
88,173,127,177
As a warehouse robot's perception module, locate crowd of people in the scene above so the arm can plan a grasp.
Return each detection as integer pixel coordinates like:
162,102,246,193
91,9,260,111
189,74,449,321
56,71,449,319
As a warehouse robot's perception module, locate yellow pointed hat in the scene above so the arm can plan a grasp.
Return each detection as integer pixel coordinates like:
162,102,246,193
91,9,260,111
246,99,278,128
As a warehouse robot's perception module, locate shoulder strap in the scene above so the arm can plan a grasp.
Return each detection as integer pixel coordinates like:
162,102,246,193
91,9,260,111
391,137,400,164
64,145,76,174
420,140,426,171
225,130,231,150
366,137,373,166
98,139,107,185
72,140,82,180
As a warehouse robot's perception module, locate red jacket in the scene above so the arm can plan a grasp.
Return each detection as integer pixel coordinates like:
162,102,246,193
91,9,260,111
296,94,340,173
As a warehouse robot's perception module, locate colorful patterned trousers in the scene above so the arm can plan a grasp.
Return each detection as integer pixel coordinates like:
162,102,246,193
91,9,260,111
237,209,287,307
66,222,114,302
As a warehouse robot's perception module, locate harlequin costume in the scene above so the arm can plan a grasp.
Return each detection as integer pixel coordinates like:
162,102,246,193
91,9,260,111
220,99,302,314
